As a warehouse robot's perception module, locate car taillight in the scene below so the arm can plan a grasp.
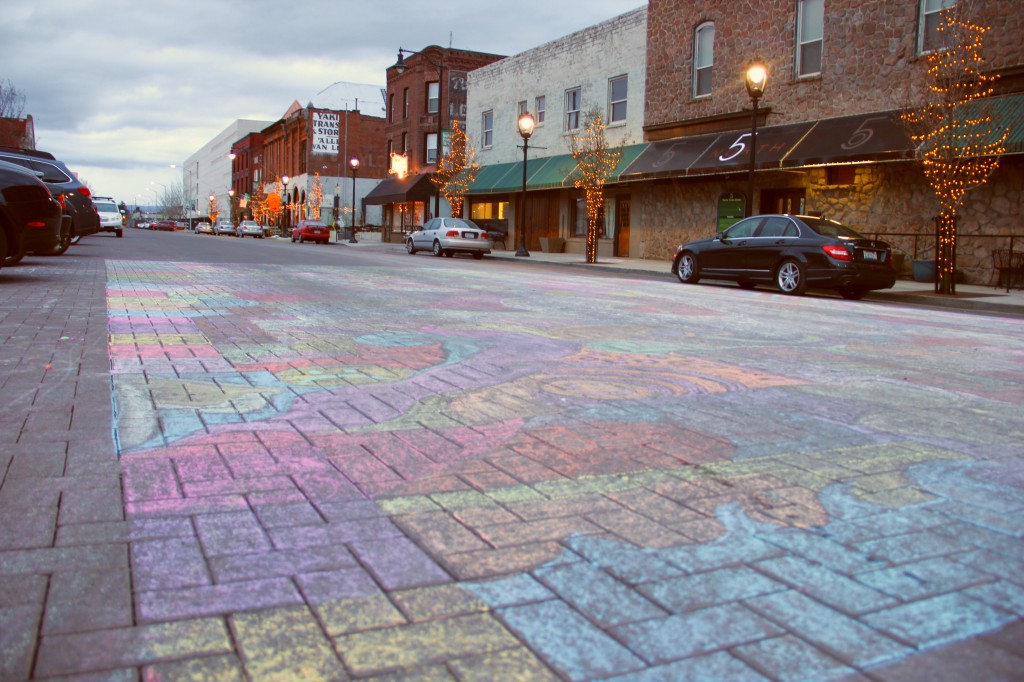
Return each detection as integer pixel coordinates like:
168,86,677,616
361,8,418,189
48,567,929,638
56,192,66,210
77,186,91,198
445,230,459,237
27,221,47,228
822,244,852,261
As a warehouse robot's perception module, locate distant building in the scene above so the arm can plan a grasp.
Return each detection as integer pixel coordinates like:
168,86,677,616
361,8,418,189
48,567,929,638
0,115,35,149
257,82,387,229
182,119,273,222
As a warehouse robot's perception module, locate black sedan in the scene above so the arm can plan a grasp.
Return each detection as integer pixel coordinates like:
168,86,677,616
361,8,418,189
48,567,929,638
671,214,897,299
0,160,62,270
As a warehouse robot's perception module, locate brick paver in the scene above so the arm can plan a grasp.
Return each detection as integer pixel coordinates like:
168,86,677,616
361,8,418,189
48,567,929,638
1,245,1021,680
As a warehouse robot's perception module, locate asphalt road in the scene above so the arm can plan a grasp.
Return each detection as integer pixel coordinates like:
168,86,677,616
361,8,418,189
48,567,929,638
2,228,1022,681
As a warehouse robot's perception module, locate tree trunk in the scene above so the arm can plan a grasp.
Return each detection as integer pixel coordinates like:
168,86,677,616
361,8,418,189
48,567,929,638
934,213,957,295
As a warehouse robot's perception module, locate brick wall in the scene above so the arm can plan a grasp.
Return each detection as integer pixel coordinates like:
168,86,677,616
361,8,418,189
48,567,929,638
645,0,1024,132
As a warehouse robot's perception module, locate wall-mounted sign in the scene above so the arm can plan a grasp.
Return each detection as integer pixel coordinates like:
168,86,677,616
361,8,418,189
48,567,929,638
389,152,408,179
717,194,745,232
312,111,339,154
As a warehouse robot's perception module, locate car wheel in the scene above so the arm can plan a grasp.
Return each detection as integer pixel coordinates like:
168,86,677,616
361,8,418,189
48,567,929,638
838,287,868,300
299,235,305,244
0,228,7,267
116,230,123,238
472,251,484,260
70,234,81,245
675,252,700,284
3,240,24,267
406,240,417,255
776,259,807,295
291,235,296,242
432,241,443,257
49,232,71,256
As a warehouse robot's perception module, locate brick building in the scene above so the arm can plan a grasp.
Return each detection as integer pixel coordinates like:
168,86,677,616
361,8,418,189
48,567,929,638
367,46,504,239
0,115,34,149
628,0,1024,282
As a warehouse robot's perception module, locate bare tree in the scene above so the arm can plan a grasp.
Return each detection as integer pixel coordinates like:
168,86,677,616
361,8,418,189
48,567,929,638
567,109,623,264
0,80,27,118
902,3,1008,294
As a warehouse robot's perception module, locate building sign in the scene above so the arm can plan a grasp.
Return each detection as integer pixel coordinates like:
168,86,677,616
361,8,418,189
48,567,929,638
312,111,339,155
389,152,408,179
447,70,468,123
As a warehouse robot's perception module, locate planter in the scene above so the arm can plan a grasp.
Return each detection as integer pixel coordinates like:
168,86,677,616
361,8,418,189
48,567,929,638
912,259,936,283
539,237,565,253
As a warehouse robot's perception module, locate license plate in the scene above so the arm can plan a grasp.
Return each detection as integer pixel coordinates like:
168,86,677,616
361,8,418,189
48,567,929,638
862,250,878,261
463,232,477,239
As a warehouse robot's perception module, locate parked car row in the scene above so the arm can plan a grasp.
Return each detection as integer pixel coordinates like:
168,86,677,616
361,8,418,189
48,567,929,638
0,146,129,271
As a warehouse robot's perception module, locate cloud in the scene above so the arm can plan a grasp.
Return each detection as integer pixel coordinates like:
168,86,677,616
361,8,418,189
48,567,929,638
2,0,644,201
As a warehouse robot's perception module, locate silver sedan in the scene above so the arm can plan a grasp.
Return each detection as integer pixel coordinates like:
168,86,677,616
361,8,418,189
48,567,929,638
407,217,493,259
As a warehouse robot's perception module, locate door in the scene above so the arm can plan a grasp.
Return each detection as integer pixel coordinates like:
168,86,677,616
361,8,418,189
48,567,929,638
616,197,631,257
761,188,806,215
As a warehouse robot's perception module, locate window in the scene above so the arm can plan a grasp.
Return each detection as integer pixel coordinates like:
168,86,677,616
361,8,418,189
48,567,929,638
403,88,409,119
919,0,956,53
535,96,546,124
427,82,439,114
572,198,606,237
426,133,437,164
387,140,393,169
694,22,714,97
482,110,494,147
609,76,628,123
388,93,395,123
401,133,407,154
797,0,824,77
518,100,528,117
565,87,581,131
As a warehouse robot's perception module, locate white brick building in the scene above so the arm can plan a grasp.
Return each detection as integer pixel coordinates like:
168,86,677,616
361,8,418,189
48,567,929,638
466,6,647,256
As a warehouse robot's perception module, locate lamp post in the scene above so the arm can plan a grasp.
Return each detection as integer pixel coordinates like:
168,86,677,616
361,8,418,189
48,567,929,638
395,47,444,218
281,175,290,235
228,190,235,226
744,60,768,218
348,157,360,243
515,111,535,258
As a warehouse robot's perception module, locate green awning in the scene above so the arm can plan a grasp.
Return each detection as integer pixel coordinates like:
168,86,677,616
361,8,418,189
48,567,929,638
468,143,650,195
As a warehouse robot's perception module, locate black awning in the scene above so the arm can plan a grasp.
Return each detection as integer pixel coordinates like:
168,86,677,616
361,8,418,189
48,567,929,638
619,134,719,179
689,122,815,174
781,110,914,167
363,173,436,205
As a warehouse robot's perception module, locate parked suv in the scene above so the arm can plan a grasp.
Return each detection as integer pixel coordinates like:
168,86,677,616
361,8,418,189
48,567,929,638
0,146,99,253
91,196,124,237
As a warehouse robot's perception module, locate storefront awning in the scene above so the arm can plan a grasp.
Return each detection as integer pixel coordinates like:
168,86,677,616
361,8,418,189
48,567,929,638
363,173,436,205
467,144,649,195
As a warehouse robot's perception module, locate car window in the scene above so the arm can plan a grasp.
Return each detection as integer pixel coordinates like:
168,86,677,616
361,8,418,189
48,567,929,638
723,218,760,239
758,217,796,238
424,219,438,230
94,202,118,212
451,219,480,230
800,217,866,239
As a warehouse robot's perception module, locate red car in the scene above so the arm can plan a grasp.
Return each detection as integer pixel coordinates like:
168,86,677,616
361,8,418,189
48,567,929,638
151,219,178,231
291,220,330,244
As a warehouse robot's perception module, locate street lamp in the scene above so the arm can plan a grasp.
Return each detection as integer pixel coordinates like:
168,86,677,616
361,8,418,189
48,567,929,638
744,60,768,218
515,111,535,258
281,175,290,235
349,157,360,243
395,47,444,218
228,189,235,226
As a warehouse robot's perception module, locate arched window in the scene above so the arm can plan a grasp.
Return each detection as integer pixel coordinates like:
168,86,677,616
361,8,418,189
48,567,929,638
694,22,714,98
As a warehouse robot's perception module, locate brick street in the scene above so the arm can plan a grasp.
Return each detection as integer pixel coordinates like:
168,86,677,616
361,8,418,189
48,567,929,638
1,237,1023,681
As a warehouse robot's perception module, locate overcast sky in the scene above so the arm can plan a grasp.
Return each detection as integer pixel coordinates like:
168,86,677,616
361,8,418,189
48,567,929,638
3,0,643,207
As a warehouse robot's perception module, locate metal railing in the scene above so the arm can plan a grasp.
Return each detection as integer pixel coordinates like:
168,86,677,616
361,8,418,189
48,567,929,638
865,231,1023,285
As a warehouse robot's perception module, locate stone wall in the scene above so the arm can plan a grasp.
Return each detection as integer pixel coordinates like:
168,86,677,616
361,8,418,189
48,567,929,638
630,157,1024,284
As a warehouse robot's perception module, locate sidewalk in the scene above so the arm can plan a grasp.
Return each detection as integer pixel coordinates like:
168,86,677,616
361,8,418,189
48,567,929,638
354,240,1024,316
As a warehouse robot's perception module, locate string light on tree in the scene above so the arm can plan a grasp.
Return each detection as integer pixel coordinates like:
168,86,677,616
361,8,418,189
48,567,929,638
431,120,481,218
902,8,1007,295
568,110,623,264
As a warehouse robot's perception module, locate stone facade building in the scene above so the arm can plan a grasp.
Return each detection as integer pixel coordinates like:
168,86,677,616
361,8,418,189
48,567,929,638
633,0,1024,282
